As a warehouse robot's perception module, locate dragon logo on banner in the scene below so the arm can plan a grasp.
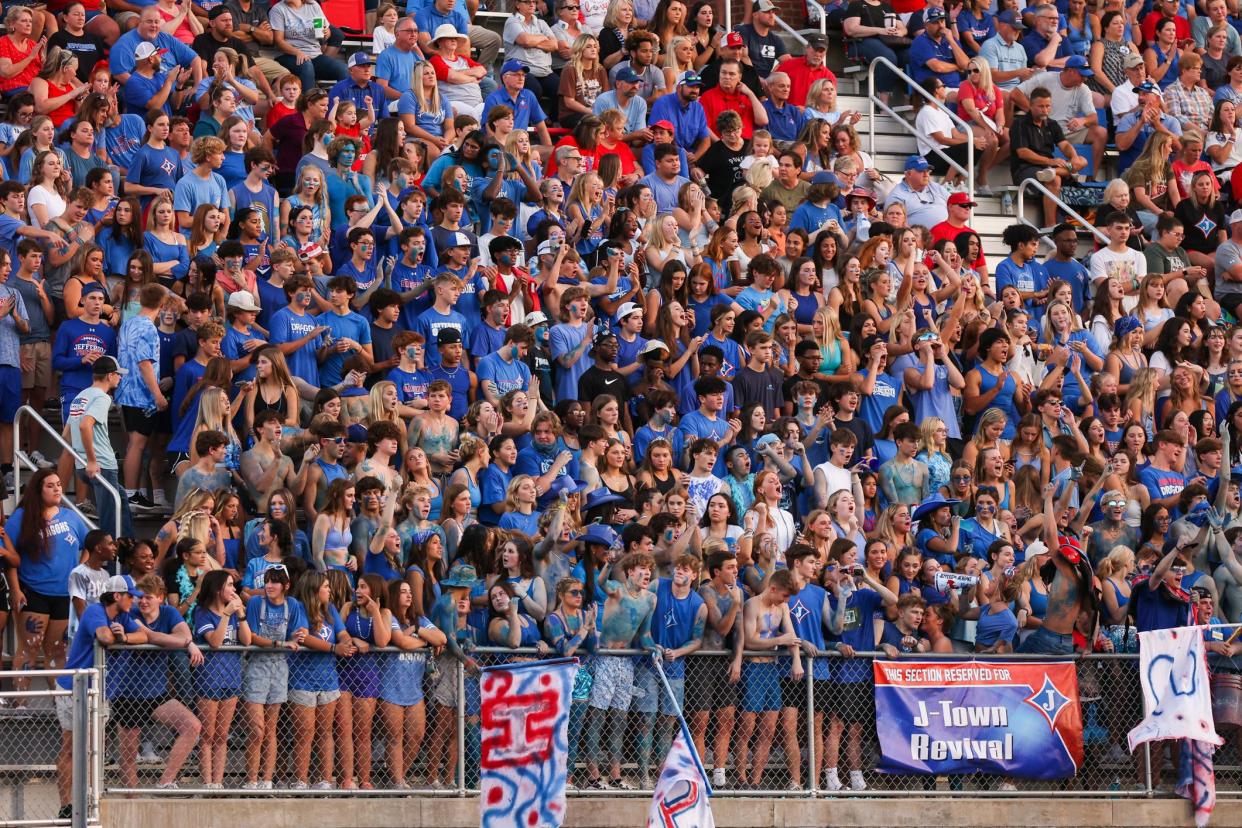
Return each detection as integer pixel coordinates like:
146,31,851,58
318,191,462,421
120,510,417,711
479,658,577,828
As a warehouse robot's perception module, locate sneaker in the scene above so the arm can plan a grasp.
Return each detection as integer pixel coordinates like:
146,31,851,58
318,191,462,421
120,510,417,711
152,491,172,511
78,500,96,517
129,492,157,512
241,781,262,790
824,770,843,792
156,781,179,790
998,781,1018,792
1036,167,1058,183
640,773,652,790
311,780,334,790
849,771,867,791
786,780,802,791
29,451,53,469
1107,743,1129,764
2,471,12,491
611,777,636,791
288,781,309,791
712,768,726,789
587,777,611,790
976,185,995,197
259,781,273,791
204,782,223,790
138,743,160,763
57,805,72,820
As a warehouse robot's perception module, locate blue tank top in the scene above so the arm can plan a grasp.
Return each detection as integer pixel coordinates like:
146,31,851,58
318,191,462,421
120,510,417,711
1065,16,1092,56
912,295,936,329
1028,580,1050,619
325,517,352,551
787,583,829,679
222,537,241,571
975,364,1020,440
1108,578,1129,609
792,291,818,327
1153,44,1180,89
316,457,348,487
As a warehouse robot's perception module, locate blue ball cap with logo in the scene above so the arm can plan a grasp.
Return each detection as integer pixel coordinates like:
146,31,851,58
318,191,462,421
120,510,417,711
500,59,530,76
904,155,931,172
925,6,945,20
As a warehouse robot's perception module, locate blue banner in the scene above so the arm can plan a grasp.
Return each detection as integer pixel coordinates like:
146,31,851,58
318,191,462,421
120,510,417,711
873,659,1084,779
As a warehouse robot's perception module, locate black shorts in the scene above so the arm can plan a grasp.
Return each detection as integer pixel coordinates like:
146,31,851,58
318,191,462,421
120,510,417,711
122,406,158,437
830,680,876,724
111,695,168,729
22,587,69,620
780,676,807,710
0,572,9,614
926,143,975,177
684,662,740,712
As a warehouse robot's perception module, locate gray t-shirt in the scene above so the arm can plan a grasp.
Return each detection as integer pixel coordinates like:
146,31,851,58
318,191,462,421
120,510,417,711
1216,239,1242,299
7,276,50,344
1016,71,1094,131
269,0,326,58
503,14,555,76
68,385,116,470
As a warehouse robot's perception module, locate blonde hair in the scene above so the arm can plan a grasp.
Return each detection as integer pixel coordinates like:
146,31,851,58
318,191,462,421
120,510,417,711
813,305,842,352
569,32,601,79
968,56,995,94
503,474,536,512
643,212,679,251
566,171,603,215
1102,178,1129,206
1096,546,1136,579
503,129,534,166
919,417,949,456
369,380,401,426
601,0,633,30
663,35,694,72
193,386,240,446
1124,367,1160,417
744,162,773,190
807,78,837,112
412,61,444,120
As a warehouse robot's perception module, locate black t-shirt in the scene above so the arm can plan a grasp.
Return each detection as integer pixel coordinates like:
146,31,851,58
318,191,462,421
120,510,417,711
700,59,764,99
599,27,626,67
697,138,750,213
192,31,259,65
48,30,106,83
1010,113,1065,177
781,372,832,412
833,413,875,459
370,322,398,373
732,365,785,417
1174,199,1226,254
578,365,631,407
737,23,787,77
844,0,895,30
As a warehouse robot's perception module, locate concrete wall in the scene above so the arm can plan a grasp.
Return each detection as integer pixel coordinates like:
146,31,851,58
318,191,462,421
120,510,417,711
101,795,1242,828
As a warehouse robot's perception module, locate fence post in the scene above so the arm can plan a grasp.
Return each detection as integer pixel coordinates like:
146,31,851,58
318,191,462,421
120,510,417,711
71,672,89,828
1143,742,1153,797
457,659,467,795
806,655,817,797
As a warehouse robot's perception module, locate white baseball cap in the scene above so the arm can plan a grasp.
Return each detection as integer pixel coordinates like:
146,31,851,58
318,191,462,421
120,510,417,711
615,301,642,322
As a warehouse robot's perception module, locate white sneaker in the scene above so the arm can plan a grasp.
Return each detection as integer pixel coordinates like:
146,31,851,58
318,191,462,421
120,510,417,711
824,769,843,791
259,781,273,790
998,781,1018,792
29,451,53,469
152,491,171,511
2,471,12,491
849,771,867,791
241,781,262,790
1036,167,1058,183
288,781,309,791
712,767,726,789
311,780,334,790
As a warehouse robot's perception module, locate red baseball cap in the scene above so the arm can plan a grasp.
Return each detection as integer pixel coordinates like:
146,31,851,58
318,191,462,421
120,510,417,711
947,192,977,207
724,31,745,48
652,120,675,132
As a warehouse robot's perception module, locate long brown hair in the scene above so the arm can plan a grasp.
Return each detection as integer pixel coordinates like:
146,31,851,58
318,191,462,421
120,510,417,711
17,469,59,561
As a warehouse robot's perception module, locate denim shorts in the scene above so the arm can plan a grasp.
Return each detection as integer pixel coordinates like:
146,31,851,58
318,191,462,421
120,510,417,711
632,663,683,715
742,661,782,713
1017,627,1076,656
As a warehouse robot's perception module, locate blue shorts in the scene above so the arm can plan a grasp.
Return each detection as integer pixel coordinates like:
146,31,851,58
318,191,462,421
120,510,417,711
742,661,781,713
0,364,22,423
632,663,683,715
588,655,635,712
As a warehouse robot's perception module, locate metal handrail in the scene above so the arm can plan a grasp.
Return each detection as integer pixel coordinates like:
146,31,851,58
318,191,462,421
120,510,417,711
772,12,810,47
866,55,975,203
13,404,122,538
806,0,828,35
1016,176,1109,246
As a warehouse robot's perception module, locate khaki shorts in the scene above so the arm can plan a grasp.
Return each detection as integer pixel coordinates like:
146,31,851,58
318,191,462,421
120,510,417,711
20,341,50,390
1063,125,1090,144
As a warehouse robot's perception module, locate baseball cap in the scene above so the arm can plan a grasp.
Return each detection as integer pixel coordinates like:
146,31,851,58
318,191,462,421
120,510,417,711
82,282,109,298
346,423,369,443
227,291,260,312
947,192,977,207
641,339,670,355
810,170,839,186
752,0,776,11
1136,80,1159,94
1061,54,1094,76
847,187,877,205
996,9,1025,28
1230,209,1242,224
536,238,561,257
925,6,946,20
525,311,549,327
1122,52,1144,69
652,119,675,132
755,433,782,451
677,70,704,87
448,231,472,248
436,328,463,346
904,155,931,171
133,42,168,61
724,31,744,48
615,301,642,322
806,33,827,49
103,574,143,597
615,66,641,84
92,355,127,377
207,5,231,19
347,52,374,67
500,59,530,76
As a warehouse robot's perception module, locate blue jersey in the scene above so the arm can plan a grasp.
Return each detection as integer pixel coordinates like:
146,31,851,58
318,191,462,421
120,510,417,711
827,587,882,682
857,368,901,434
413,307,468,368
5,507,89,596
314,309,372,387
651,578,704,680
269,306,324,384
391,259,433,329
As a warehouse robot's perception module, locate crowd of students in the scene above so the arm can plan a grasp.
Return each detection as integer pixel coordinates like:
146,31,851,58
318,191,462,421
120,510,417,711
2,0,1242,809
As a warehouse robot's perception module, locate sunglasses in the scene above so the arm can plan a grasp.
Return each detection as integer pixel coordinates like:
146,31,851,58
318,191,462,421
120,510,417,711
952,474,972,481
1104,500,1126,508
327,437,346,445
566,588,584,596
1170,566,1188,574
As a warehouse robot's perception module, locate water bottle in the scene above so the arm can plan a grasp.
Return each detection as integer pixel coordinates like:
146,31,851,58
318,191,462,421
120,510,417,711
1001,192,1014,215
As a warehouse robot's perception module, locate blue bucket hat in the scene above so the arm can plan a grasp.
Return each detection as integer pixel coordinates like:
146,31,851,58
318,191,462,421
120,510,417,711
441,561,482,590
577,524,619,547
584,488,627,511
912,495,961,523
1113,315,1142,339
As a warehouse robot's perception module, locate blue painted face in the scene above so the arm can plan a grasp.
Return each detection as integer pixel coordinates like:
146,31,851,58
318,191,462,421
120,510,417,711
339,145,356,166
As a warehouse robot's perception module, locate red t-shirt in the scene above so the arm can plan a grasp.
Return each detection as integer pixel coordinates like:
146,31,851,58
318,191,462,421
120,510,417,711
930,220,986,271
700,85,757,138
1171,158,1218,198
954,79,1001,122
0,35,41,93
545,135,599,176
1140,11,1190,46
775,56,837,109
266,102,298,131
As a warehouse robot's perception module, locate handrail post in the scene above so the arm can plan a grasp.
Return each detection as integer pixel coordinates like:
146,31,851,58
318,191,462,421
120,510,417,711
457,658,467,795
1016,178,1108,246
806,655,817,797
71,672,89,828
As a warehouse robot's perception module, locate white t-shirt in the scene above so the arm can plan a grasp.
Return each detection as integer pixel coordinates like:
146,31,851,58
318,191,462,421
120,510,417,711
1206,128,1242,173
914,105,957,157
814,461,853,501
27,185,65,229
1088,245,1147,311
372,25,395,54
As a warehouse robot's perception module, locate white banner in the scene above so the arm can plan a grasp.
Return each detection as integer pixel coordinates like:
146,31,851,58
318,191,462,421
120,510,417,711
1128,627,1223,752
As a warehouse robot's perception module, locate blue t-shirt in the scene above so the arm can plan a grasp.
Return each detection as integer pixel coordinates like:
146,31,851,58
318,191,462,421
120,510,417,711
51,318,116,404
827,587,883,682
191,606,244,693
1139,464,1187,510
549,321,591,402
116,315,160,410
909,32,962,85
387,365,429,404
479,464,512,526
482,87,548,131
1134,578,1192,632
786,583,830,680
477,351,531,398
269,306,324,384
499,510,540,536
315,309,372,387
397,90,452,136
245,594,308,644
413,307,468,368
288,604,346,691
6,507,90,596
59,603,139,690
857,368,901,434
127,144,185,205
650,577,705,680
168,358,208,454
995,255,1051,325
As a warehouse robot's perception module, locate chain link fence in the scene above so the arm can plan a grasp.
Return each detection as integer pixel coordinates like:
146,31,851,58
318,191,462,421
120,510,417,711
0,669,100,827
85,644,1242,797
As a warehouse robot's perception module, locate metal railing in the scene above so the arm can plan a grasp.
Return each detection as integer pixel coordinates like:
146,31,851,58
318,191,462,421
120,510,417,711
1016,177,1109,246
0,669,101,828
13,404,122,539
73,642,1235,799
866,56,975,204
